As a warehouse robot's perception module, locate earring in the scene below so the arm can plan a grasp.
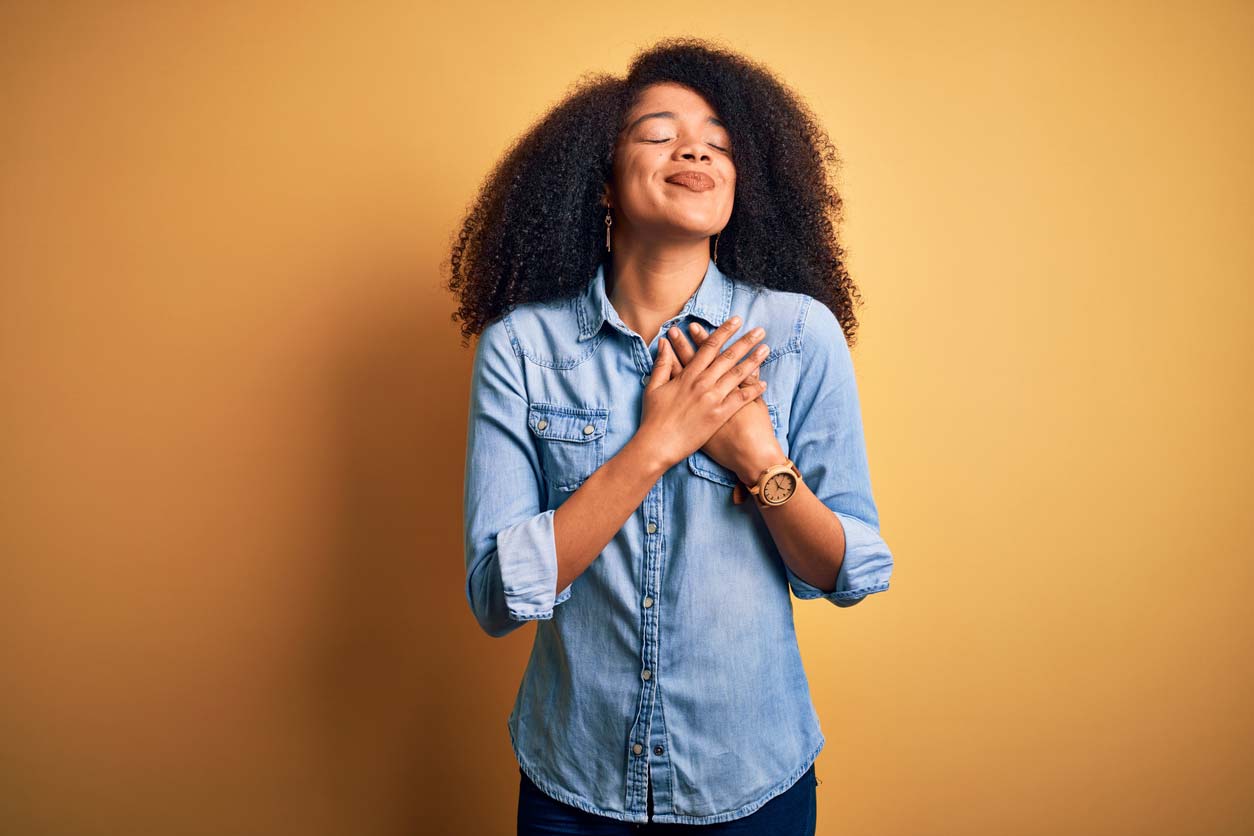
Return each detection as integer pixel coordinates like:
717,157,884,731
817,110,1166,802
712,231,720,264
605,209,613,252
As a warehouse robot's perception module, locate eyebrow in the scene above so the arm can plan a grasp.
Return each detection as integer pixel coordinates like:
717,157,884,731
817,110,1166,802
626,111,727,133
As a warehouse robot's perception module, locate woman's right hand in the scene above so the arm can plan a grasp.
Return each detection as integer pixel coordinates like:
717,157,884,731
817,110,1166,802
637,314,770,470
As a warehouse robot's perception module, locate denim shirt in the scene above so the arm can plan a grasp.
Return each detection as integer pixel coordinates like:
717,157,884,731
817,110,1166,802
462,258,894,825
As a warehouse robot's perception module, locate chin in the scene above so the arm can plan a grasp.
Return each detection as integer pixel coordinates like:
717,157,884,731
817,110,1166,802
657,226,718,242
658,212,723,232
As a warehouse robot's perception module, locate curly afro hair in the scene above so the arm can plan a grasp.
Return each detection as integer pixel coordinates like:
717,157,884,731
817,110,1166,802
443,36,867,349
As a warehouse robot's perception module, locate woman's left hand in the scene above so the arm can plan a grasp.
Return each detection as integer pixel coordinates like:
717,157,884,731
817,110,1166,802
664,321,784,484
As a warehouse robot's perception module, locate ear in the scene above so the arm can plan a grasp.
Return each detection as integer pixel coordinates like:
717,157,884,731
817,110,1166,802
600,182,613,209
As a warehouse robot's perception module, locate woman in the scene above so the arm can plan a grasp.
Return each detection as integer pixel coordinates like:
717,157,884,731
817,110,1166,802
448,37,894,835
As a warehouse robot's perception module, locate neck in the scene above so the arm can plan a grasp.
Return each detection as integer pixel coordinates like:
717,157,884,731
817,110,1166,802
605,229,712,341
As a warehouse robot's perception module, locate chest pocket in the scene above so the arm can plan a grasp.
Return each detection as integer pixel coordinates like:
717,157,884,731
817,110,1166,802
687,401,782,487
528,402,610,492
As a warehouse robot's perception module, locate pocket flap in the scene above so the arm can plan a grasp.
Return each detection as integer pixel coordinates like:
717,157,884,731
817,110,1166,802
686,402,780,486
527,403,608,442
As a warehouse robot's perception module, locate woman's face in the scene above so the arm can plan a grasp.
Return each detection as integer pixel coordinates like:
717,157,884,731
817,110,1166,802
607,81,736,243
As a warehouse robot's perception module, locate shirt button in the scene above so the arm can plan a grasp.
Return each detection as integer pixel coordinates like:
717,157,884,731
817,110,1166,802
536,419,547,430
583,424,595,435
643,596,653,608
654,745,664,756
646,522,657,534
641,669,651,681
632,743,644,755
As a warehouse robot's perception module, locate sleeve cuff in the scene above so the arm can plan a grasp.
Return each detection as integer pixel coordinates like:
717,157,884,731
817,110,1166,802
785,511,894,607
496,508,574,621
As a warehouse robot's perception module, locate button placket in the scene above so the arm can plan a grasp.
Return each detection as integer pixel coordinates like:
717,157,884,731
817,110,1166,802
626,456,668,816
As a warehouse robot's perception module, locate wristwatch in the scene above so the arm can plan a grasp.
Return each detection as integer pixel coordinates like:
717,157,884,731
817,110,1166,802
732,459,803,508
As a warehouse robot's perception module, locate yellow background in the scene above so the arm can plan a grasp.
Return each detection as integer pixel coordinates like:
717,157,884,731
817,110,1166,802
2,2,1251,834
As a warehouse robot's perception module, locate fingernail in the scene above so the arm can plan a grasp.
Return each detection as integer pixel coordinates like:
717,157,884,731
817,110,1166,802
730,316,741,326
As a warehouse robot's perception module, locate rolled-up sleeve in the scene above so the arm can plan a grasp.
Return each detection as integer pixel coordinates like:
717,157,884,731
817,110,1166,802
463,315,573,637
784,297,894,607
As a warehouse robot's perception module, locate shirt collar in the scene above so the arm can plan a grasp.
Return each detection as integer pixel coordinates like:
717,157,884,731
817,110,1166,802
576,258,734,342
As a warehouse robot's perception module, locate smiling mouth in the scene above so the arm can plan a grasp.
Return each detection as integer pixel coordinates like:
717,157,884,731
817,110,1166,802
664,172,715,192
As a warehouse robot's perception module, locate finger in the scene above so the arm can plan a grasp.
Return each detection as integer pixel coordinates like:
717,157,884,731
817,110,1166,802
713,339,770,401
662,336,681,381
665,325,697,366
691,321,760,392
648,337,673,388
697,318,767,386
743,370,762,402
717,375,769,420
684,315,746,376
692,320,763,377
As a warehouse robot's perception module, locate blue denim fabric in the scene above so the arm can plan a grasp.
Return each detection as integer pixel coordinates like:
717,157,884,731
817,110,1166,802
463,258,893,825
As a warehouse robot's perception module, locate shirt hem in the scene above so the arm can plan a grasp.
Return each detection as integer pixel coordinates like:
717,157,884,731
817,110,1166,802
510,720,826,825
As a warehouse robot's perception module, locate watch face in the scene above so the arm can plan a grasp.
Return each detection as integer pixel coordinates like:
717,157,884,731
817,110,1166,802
763,472,797,504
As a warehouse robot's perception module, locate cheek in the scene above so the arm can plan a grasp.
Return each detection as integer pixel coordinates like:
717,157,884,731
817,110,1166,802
617,154,655,185
612,178,661,220
626,166,667,204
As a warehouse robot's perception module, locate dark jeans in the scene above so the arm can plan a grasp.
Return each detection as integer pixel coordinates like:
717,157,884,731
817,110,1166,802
517,764,817,835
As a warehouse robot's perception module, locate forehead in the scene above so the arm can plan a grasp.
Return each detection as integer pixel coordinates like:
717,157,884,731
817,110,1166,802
625,82,721,124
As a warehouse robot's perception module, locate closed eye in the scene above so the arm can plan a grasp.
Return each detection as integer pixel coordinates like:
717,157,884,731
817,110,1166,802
645,138,730,152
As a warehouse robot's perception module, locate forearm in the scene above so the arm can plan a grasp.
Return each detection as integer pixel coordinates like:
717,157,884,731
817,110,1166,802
731,446,846,593
751,477,847,593
553,435,670,595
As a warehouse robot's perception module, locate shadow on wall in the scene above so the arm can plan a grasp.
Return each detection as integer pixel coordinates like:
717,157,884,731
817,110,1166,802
295,259,522,835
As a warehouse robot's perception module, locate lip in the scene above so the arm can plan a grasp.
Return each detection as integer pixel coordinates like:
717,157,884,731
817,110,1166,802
664,171,716,192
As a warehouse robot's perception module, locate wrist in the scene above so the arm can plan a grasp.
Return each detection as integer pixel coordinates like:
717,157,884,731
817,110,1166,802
624,433,676,481
736,446,787,486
